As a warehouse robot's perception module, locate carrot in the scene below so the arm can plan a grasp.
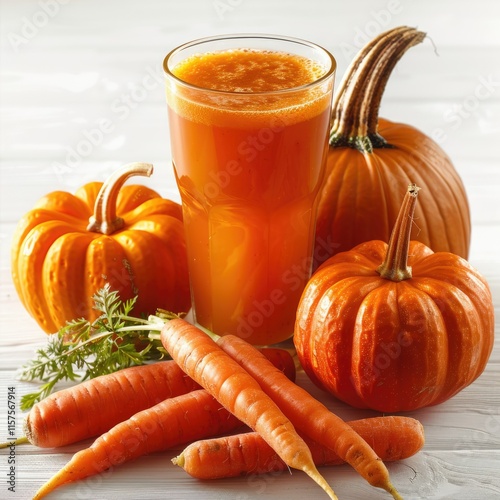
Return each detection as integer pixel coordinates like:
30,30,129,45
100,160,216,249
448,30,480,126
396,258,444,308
216,334,403,500
160,318,338,500
174,416,425,479
32,389,243,499
259,346,297,383
0,347,292,451
16,361,200,449
29,348,294,497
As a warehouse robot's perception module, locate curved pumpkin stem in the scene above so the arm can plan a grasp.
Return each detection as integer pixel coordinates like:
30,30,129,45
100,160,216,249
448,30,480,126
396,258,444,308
330,26,408,150
330,26,426,152
377,183,420,281
87,162,154,235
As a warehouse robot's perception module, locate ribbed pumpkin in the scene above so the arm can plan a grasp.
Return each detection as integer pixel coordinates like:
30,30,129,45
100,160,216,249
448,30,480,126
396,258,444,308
11,163,191,333
314,26,471,269
296,184,494,412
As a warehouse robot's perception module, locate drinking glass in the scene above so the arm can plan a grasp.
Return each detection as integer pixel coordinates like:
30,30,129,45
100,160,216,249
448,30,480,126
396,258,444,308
164,34,336,345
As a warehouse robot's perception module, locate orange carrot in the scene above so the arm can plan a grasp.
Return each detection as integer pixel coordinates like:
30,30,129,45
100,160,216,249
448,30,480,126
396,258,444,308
20,361,200,448
259,346,297,382
216,334,403,500
29,348,294,497
174,416,425,478
1,347,292,451
32,389,243,499
160,318,338,500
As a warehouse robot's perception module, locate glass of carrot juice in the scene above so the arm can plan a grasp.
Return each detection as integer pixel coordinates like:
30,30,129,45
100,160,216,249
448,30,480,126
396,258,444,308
164,34,336,345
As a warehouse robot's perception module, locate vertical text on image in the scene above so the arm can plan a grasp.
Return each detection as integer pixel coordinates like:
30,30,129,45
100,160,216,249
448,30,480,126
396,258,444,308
6,386,17,493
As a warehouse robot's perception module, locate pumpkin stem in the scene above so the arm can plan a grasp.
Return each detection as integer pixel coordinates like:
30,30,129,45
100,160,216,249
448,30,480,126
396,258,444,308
330,26,426,153
376,183,420,281
87,163,154,235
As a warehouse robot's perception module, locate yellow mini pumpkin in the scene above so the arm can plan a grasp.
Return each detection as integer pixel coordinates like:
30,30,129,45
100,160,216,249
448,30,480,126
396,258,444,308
11,162,191,333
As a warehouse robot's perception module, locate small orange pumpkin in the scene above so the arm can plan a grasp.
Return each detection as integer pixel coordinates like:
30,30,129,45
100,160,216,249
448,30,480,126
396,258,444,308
296,184,494,412
11,163,191,333
314,26,471,269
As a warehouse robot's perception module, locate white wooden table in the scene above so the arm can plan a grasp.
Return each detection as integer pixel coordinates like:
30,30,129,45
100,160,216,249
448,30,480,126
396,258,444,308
1,1,499,499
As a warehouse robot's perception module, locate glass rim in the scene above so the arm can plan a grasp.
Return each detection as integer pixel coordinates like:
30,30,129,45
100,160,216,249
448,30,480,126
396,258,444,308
163,33,336,96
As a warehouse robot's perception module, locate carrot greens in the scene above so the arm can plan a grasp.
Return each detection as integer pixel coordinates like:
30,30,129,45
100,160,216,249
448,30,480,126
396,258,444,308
19,284,173,410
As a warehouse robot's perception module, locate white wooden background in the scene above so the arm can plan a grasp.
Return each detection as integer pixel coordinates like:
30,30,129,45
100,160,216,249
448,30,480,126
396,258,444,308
0,1,499,499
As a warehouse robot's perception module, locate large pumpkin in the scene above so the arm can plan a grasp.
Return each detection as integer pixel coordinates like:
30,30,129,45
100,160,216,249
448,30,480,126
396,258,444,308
314,26,470,269
296,184,494,412
11,163,191,333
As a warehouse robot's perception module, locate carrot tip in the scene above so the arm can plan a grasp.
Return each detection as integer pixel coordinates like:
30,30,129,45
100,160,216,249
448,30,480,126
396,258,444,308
171,454,184,467
0,436,29,448
32,482,53,500
303,464,338,500
387,482,404,500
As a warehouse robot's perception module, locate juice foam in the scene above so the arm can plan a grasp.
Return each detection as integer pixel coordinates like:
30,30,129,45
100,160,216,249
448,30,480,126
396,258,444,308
172,48,326,92
168,49,331,127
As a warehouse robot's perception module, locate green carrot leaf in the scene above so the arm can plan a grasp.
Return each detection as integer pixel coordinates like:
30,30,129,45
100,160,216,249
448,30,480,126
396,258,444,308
19,284,173,410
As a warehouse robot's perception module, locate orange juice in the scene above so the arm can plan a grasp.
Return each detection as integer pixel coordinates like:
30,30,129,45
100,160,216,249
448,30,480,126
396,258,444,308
165,39,335,345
